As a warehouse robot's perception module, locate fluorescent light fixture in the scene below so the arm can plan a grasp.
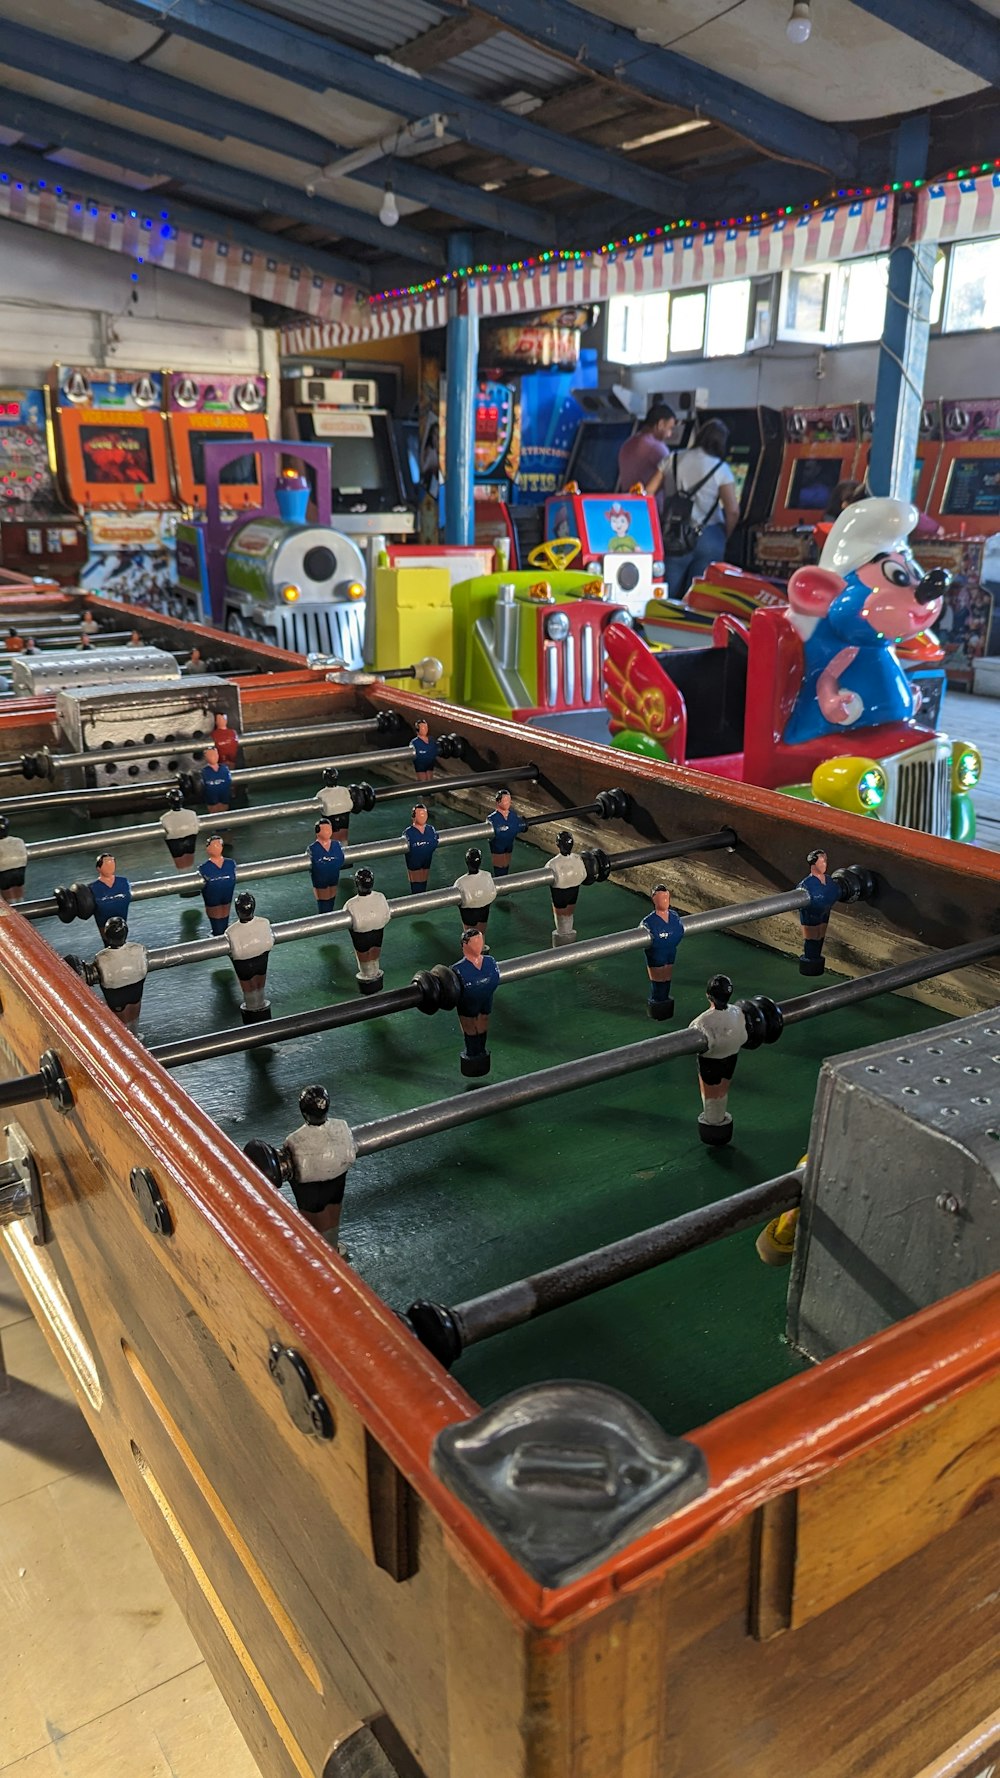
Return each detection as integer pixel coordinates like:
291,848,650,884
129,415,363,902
620,119,712,153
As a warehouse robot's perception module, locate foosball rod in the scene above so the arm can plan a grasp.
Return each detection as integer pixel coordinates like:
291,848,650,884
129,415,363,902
10,712,402,778
21,789,640,920
407,1169,806,1366
148,865,793,1070
4,747,419,817
141,829,734,972
22,766,541,860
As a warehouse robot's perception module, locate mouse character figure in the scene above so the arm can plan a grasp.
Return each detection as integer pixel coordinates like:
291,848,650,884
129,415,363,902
782,497,948,746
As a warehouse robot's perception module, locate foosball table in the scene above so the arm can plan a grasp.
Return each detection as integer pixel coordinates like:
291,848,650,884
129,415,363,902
1,658,1000,1778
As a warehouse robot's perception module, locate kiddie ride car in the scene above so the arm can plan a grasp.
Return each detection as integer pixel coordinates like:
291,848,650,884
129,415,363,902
603,497,982,841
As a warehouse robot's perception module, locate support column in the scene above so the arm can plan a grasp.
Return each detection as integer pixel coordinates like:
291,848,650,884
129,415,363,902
868,113,934,502
444,233,478,545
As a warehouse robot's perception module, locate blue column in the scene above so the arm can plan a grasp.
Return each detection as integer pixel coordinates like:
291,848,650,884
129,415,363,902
868,114,934,502
444,232,478,545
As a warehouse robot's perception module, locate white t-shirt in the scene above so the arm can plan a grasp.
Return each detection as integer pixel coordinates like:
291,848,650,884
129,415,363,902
227,916,275,960
95,942,148,989
688,1004,747,1058
662,448,735,529
344,891,391,933
160,808,200,839
285,1119,357,1182
0,835,28,870
316,784,353,818
548,851,587,889
453,870,497,907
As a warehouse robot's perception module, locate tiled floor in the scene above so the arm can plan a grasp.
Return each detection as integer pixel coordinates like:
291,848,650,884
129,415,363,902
0,1248,261,1778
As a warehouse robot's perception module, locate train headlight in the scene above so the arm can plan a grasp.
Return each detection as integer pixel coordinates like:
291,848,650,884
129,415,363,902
544,611,571,641
812,756,886,815
952,741,982,792
347,580,365,601
281,582,301,603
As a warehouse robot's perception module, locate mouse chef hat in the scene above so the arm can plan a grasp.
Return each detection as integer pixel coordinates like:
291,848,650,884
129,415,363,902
819,496,918,577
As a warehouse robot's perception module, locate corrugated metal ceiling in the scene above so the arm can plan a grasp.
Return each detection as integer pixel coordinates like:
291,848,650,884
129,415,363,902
436,32,578,100
249,0,446,52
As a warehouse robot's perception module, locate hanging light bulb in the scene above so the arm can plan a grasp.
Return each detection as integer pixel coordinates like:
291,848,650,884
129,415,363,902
379,181,399,227
786,1,812,41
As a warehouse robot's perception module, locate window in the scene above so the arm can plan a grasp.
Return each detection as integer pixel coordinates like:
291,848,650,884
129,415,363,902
839,256,889,344
605,292,670,365
944,237,1000,333
705,279,751,357
779,266,834,341
669,289,706,355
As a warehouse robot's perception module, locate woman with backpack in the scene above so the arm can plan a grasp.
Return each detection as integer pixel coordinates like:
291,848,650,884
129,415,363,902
648,418,740,600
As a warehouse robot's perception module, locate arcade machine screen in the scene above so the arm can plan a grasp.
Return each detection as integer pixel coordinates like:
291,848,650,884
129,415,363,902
77,424,155,487
729,455,751,505
302,410,404,514
788,455,847,513
941,455,1000,519
565,419,634,493
188,429,258,489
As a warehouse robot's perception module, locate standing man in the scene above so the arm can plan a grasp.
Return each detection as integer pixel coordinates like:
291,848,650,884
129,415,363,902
640,882,684,1020
487,788,527,880
547,830,587,946
615,403,676,495
343,867,392,994
403,802,439,893
200,744,233,814
688,974,748,1147
159,788,200,872
453,847,497,935
315,768,353,842
226,892,275,1023
454,927,501,1078
308,817,346,914
0,814,28,905
798,848,841,976
198,835,237,935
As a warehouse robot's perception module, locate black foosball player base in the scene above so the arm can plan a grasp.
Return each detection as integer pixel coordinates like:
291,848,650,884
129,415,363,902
239,1002,272,1025
647,997,675,1022
460,1051,491,1079
357,974,384,997
698,1116,734,1147
798,956,825,977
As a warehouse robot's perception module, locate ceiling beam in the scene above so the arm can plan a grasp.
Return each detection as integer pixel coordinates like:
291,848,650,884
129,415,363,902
848,0,1000,86
436,0,857,176
398,13,501,71
0,140,369,285
95,0,691,212
0,84,447,265
0,20,556,242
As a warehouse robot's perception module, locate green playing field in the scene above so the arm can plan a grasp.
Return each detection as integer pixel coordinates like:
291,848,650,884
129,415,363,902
17,772,947,1433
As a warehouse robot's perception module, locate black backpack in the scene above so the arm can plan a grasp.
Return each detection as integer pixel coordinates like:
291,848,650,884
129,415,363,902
660,455,722,556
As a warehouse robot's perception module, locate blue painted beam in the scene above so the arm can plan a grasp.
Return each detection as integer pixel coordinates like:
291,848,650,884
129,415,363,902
95,0,692,213
0,140,369,286
868,115,933,503
0,84,446,266
0,20,556,244
444,234,477,547
435,0,856,176
849,0,1000,86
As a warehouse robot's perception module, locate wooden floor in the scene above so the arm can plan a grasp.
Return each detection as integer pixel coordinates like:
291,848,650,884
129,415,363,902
0,1248,261,1778
951,687,1000,846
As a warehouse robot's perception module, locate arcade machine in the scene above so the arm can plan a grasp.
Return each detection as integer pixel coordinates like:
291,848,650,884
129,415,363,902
543,488,664,617
695,404,783,567
0,387,88,583
50,365,176,605
920,398,1000,687
175,438,367,662
754,404,862,575
164,371,269,514
856,399,944,514
561,391,636,495
281,371,415,566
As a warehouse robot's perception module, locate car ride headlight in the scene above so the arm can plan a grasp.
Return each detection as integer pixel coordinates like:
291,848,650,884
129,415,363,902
544,611,571,641
812,756,886,815
952,741,982,791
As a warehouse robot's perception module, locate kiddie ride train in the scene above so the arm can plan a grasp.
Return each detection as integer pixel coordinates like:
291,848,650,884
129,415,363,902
603,497,982,843
174,439,367,666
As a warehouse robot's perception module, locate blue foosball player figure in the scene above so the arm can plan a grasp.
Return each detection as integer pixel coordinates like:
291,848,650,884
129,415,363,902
410,718,438,782
198,834,237,935
798,848,841,976
640,883,685,1020
688,974,749,1147
488,788,528,879
454,926,501,1078
91,854,132,939
403,802,439,893
201,745,233,814
309,818,346,913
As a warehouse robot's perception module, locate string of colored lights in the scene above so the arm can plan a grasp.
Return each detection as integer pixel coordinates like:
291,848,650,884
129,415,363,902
0,169,174,288
369,157,1000,306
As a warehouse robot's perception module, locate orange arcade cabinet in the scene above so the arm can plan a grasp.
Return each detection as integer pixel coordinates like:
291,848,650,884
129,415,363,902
755,404,862,575
164,371,269,511
50,364,175,606
918,397,1000,686
855,399,944,516
0,386,87,583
